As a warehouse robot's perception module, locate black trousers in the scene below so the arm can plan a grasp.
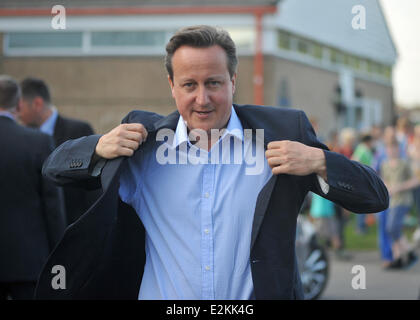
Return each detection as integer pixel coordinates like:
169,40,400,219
0,282,36,300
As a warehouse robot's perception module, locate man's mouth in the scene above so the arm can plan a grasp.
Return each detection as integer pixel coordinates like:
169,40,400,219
195,110,212,113
194,110,213,117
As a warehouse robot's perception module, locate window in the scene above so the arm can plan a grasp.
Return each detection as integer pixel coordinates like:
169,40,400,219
330,49,343,64
349,56,361,70
312,43,323,60
384,66,391,79
278,31,291,50
8,32,83,48
226,28,255,50
274,30,392,81
91,31,166,47
297,38,309,55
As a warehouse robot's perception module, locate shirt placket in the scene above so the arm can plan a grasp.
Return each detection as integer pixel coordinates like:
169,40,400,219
201,160,215,299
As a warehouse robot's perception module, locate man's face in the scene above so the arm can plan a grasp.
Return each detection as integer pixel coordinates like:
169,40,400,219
168,45,236,134
17,98,40,128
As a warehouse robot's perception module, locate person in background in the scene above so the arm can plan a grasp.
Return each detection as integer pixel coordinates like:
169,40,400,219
338,127,356,159
352,134,375,234
372,126,396,268
395,117,412,156
337,128,357,249
382,139,418,269
370,125,383,156
0,75,66,299
309,192,344,258
408,125,420,232
326,130,352,260
17,77,98,225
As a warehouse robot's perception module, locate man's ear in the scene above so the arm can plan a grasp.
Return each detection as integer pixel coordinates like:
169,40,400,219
231,73,237,95
33,96,45,112
168,75,175,99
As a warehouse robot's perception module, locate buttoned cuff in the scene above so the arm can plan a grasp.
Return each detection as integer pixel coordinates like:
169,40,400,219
317,175,330,194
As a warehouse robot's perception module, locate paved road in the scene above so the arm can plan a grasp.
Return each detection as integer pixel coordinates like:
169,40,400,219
320,248,420,300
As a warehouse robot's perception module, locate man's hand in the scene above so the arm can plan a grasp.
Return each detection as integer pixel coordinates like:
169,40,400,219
265,140,327,180
95,123,148,159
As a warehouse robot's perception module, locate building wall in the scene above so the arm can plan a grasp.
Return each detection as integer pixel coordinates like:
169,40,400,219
263,56,394,139
354,77,395,125
233,56,255,105
264,55,341,139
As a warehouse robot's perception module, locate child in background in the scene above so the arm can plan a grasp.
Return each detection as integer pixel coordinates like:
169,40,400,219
309,193,344,258
381,139,418,268
352,134,375,234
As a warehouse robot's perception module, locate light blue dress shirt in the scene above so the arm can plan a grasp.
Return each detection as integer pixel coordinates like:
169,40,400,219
40,108,58,136
119,107,273,299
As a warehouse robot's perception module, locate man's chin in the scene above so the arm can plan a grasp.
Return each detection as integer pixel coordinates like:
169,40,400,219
187,118,213,131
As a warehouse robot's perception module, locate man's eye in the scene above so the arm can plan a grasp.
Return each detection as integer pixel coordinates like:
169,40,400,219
208,81,220,86
184,83,194,88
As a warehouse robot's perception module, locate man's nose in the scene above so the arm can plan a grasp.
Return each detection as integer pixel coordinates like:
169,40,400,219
195,86,210,107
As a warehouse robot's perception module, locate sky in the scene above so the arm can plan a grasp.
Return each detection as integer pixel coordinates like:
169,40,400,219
379,0,420,107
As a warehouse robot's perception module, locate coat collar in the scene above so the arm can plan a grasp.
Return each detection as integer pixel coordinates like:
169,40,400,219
151,104,277,149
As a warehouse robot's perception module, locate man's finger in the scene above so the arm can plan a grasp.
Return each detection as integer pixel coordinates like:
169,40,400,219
267,140,287,150
271,164,289,175
267,157,284,167
120,139,140,151
265,149,282,159
118,146,135,157
141,126,148,141
122,131,143,143
122,123,148,135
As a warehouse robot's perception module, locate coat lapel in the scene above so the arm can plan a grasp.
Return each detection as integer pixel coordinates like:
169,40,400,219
233,104,280,251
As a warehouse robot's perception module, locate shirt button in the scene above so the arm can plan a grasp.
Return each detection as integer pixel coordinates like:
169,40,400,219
204,229,209,234
204,192,210,198
205,266,211,271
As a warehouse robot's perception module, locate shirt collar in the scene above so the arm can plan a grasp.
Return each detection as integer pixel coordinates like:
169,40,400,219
40,107,58,136
0,110,15,121
171,106,243,149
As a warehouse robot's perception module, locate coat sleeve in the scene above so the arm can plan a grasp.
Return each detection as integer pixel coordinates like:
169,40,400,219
42,110,150,189
42,134,103,190
298,111,389,213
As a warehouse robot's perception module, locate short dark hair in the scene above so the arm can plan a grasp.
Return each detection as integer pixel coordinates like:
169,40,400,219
165,25,238,81
20,77,51,104
361,134,373,143
0,75,20,110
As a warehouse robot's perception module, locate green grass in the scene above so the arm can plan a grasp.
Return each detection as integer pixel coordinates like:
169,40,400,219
344,210,418,251
344,214,379,251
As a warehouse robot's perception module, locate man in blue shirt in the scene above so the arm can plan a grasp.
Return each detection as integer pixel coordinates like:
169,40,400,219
95,29,329,299
36,25,388,300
